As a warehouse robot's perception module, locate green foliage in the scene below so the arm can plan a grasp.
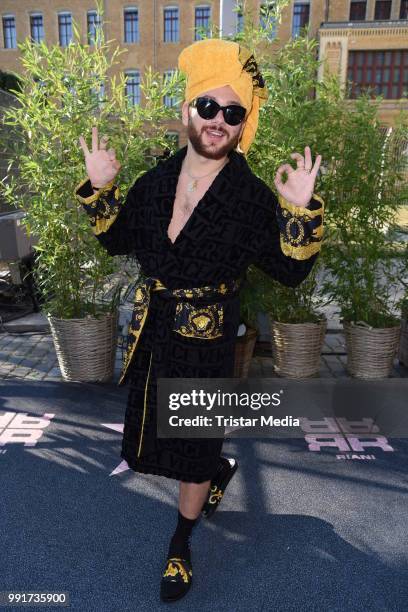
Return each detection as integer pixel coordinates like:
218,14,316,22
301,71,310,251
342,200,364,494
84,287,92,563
224,7,408,327
234,30,334,323
400,289,408,318
240,262,328,326
319,97,408,327
388,238,408,321
0,0,184,319
230,0,291,48
1,0,407,331
239,268,265,330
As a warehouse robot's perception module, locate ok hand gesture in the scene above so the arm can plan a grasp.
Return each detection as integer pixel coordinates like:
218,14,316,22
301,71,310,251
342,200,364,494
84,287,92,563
274,146,321,207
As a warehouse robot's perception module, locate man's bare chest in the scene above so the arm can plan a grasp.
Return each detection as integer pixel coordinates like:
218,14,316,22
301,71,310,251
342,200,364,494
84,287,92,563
167,174,213,243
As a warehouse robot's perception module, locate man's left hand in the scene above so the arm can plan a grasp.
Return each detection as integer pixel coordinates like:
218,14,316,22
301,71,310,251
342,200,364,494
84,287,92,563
274,146,322,208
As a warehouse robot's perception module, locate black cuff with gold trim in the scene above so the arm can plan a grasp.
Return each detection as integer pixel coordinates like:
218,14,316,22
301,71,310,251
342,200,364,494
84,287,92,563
73,177,121,235
276,193,324,260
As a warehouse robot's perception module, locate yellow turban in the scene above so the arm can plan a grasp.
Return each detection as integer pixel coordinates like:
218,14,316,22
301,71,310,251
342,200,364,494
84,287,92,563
178,39,269,156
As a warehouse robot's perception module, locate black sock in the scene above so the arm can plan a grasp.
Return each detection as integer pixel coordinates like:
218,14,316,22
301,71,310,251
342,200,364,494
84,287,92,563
167,510,198,563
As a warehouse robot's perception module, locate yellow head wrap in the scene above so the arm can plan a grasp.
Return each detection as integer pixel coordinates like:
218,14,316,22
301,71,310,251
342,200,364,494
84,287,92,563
178,39,269,156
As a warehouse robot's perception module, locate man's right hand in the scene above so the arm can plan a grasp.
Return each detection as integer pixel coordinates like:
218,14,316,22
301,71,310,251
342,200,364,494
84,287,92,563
78,125,121,188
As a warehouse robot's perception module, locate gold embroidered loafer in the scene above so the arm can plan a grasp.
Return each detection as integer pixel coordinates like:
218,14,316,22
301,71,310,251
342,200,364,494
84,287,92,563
201,456,238,519
160,556,193,602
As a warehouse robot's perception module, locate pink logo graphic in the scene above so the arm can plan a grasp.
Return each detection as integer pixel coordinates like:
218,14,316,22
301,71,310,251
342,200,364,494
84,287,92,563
300,417,394,459
0,412,55,447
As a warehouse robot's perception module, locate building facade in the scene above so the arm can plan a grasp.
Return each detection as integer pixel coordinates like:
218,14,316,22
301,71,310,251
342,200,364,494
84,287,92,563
0,1,407,146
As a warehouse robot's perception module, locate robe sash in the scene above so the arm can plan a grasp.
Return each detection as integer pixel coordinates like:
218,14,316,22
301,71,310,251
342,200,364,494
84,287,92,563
118,277,243,385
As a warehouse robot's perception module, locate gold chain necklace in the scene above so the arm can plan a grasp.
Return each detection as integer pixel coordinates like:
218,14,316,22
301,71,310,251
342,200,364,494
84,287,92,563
182,158,228,192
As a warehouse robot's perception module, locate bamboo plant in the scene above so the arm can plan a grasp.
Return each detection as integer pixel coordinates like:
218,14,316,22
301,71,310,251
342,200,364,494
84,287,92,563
228,12,408,328
236,33,340,324
320,98,408,328
0,0,185,320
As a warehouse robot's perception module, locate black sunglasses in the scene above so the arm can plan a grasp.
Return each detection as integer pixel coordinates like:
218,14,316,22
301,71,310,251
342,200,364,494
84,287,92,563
189,96,247,126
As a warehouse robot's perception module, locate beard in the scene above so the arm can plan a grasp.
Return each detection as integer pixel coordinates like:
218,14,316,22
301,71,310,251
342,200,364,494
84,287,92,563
187,117,241,160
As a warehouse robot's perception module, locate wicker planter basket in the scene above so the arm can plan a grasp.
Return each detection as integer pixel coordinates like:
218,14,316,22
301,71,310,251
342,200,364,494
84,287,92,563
234,326,258,378
48,309,119,382
398,316,408,367
269,316,327,378
343,320,401,379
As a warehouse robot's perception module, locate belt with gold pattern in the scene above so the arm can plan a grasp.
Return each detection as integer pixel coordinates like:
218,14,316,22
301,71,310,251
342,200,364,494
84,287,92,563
118,277,242,385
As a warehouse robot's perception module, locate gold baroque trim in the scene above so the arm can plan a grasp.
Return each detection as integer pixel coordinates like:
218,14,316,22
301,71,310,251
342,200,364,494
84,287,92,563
118,278,240,385
163,558,192,583
73,176,116,204
277,192,324,257
91,187,121,236
280,237,322,260
208,484,223,504
285,217,305,245
277,192,324,218
173,302,224,339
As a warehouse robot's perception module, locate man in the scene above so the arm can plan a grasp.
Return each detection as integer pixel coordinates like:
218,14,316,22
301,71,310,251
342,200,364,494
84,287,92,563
75,38,324,603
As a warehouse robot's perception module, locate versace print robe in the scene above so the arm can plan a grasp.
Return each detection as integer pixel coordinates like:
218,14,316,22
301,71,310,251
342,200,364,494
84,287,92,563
74,145,324,483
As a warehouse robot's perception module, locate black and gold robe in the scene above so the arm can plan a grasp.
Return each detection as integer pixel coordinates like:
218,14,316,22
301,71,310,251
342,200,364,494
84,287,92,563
74,145,324,483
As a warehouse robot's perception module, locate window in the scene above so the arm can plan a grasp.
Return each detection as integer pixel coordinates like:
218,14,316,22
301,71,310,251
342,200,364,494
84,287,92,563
164,7,179,42
163,70,178,107
349,1,367,20
125,70,140,105
124,8,139,43
292,3,309,38
260,2,277,40
374,0,392,19
2,15,16,48
87,11,102,45
347,50,408,99
30,14,44,44
400,0,408,18
195,6,211,40
58,13,72,47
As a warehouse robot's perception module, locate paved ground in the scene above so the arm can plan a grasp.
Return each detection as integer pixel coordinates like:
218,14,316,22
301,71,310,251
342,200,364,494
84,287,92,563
0,377,407,611
1,321,407,611
0,328,406,382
